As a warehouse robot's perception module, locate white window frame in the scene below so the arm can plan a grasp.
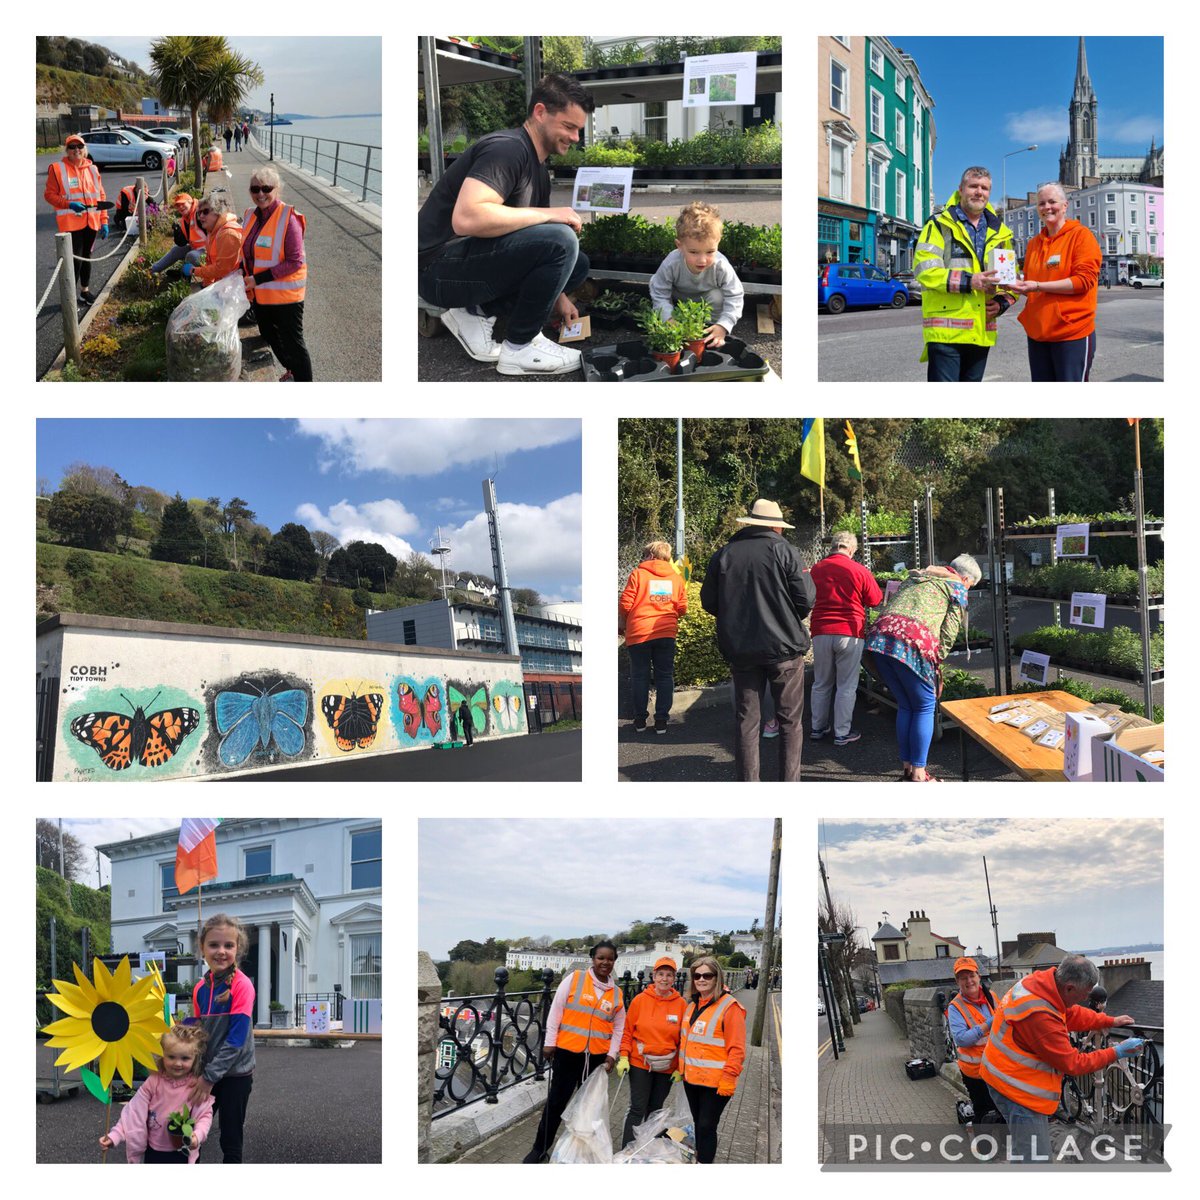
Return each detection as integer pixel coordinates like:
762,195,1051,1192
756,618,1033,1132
830,57,849,115
1088,195,1095,205
242,843,273,878
1106,192,1116,202
870,158,884,211
870,88,884,137
1129,209,1138,226
348,825,382,892
1106,210,1116,225
870,45,884,77
1131,233,1139,252
1149,235,1157,253
829,134,850,200
894,69,907,100
895,110,906,154
349,931,381,999
1108,234,1118,254
1130,192,1140,203
159,860,179,911
1148,211,1156,227
914,165,922,221
1147,194,1156,205
833,35,851,49
1089,211,1096,227
895,169,907,221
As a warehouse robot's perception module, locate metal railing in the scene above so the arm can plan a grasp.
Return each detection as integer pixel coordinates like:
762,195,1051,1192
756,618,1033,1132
251,128,381,204
295,991,345,1025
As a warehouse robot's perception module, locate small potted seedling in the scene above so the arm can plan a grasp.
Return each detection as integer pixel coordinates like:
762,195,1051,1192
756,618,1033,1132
672,298,714,361
637,308,686,370
166,1104,194,1151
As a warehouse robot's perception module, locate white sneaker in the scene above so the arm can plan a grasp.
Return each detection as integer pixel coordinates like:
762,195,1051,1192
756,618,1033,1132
441,307,501,362
496,333,582,376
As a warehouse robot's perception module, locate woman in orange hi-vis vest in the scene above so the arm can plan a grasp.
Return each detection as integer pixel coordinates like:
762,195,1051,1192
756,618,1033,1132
43,133,108,304
944,956,998,1126
240,166,313,381
523,940,625,1163
679,955,746,1163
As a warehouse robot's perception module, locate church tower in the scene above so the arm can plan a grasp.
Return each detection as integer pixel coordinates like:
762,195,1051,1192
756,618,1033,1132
1059,37,1099,187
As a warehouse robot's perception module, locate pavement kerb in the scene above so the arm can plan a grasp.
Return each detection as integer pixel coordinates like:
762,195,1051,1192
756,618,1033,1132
46,232,142,376
431,1074,547,1162
246,133,382,230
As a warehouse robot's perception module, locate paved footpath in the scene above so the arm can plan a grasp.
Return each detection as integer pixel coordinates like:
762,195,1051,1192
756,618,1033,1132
455,988,782,1163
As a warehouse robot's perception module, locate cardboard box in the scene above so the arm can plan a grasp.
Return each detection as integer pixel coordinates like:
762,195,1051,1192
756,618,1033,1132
989,247,1017,285
1064,712,1112,781
1091,724,1164,782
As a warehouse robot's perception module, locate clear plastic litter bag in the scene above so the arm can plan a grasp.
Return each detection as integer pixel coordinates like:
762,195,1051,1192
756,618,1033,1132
612,1081,695,1164
165,271,250,381
549,1067,613,1164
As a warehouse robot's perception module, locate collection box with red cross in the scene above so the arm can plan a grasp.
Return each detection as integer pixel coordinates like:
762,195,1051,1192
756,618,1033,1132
988,247,1017,285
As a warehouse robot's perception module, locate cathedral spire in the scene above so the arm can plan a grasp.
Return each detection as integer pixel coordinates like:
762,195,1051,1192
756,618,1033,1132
1073,36,1096,101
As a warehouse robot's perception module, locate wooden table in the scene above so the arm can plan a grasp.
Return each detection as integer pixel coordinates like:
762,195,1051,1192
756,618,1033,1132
939,691,1092,781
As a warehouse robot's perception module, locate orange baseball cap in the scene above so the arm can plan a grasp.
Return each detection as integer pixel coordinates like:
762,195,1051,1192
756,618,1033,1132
653,956,678,973
954,957,979,976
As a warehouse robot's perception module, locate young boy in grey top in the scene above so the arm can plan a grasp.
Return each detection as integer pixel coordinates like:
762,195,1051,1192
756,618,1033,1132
649,201,744,346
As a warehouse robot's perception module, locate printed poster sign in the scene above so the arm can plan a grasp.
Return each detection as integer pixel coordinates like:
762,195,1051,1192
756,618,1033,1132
1056,522,1090,558
1018,650,1051,686
682,52,758,107
305,1000,331,1033
572,167,633,213
1069,591,1107,628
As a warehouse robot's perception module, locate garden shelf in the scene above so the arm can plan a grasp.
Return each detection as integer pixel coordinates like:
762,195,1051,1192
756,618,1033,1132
1009,653,1163,684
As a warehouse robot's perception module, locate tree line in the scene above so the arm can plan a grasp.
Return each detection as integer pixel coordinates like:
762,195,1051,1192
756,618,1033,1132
37,36,145,81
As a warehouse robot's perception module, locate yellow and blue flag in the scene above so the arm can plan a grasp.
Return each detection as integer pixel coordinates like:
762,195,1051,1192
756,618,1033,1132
800,419,825,488
843,420,862,480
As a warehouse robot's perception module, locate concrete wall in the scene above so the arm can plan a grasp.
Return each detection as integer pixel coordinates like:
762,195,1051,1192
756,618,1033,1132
38,613,526,782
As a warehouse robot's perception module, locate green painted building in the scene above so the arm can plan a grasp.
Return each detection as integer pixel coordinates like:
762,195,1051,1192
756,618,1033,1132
864,37,935,274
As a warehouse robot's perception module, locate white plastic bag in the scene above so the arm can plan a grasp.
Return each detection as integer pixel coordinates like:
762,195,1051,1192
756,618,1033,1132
549,1067,613,1163
165,271,250,381
612,1082,694,1164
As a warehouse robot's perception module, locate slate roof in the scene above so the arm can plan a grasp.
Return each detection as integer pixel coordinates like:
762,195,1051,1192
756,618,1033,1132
1001,941,1068,968
878,959,974,985
872,922,905,941
1107,979,1164,1030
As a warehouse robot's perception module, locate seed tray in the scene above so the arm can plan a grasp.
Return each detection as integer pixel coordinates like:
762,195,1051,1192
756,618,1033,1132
581,337,769,382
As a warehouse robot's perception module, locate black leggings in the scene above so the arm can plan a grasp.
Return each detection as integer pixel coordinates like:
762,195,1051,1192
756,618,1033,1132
525,1049,606,1161
254,300,313,380
684,1081,732,1163
70,225,97,289
212,1073,253,1162
143,1146,191,1163
621,1065,674,1147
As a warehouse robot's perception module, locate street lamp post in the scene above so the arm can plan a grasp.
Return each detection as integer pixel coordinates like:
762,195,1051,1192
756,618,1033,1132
1001,144,1038,222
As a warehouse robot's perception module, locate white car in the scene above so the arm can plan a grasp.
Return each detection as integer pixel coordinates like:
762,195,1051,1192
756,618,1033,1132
78,130,173,171
145,127,191,149
817,998,826,1015
1128,275,1164,289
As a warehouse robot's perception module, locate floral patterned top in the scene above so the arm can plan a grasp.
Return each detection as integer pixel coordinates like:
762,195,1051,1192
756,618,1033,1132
864,569,969,688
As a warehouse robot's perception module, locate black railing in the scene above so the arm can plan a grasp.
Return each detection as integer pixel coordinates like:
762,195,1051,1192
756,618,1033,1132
295,991,345,1026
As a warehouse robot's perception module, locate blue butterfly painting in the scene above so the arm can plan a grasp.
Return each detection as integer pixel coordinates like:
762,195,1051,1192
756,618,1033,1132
214,680,309,767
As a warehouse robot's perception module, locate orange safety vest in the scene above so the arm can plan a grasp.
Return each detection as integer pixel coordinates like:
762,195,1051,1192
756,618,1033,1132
979,974,1067,1114
119,182,147,212
204,147,224,171
241,203,308,304
556,969,624,1055
947,992,993,1079
680,991,740,1088
46,159,105,232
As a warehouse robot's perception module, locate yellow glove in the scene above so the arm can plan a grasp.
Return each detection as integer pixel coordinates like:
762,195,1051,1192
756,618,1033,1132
615,1055,630,1078
670,1069,682,1083
716,1076,737,1098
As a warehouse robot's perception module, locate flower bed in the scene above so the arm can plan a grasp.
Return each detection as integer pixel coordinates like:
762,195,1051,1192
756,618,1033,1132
1011,625,1164,680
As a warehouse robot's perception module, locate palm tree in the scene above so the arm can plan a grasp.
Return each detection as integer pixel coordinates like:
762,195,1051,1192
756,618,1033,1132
149,36,262,192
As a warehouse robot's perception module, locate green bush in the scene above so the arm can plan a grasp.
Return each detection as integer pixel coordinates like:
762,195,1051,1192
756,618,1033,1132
1012,625,1163,672
674,580,725,687
940,668,989,700
832,509,909,537
1013,676,1163,724
64,550,94,578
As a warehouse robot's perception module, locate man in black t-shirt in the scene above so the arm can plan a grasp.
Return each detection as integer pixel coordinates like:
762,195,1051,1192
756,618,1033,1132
418,75,594,376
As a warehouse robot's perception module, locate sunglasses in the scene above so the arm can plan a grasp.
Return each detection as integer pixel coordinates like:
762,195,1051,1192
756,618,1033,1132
249,185,274,194
196,210,212,217
692,972,716,980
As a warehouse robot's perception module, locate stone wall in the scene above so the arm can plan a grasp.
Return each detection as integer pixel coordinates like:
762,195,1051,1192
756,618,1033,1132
884,987,909,1036
417,952,441,1164
903,987,956,1066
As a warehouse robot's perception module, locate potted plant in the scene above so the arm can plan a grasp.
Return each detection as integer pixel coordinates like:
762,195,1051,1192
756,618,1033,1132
637,308,685,369
269,1000,290,1028
166,1104,194,1151
672,298,713,360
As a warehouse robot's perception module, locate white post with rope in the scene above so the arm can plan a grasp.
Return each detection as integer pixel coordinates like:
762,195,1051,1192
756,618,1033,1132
55,232,81,366
137,177,147,250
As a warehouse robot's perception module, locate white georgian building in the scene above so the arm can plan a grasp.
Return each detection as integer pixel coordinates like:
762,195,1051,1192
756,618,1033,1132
97,818,382,1026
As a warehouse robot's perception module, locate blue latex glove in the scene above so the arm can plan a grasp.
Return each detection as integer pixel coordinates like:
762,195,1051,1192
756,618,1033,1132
1114,1037,1145,1060
98,224,109,240
68,201,86,213
182,262,194,278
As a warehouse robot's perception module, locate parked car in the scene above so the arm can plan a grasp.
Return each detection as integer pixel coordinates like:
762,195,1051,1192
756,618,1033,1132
1127,274,1164,289
145,127,191,148
857,996,869,1013
77,130,172,171
817,998,826,1015
892,270,924,303
819,263,909,313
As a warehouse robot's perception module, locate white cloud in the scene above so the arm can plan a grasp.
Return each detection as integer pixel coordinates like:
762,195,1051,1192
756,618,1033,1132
443,493,583,602
1004,108,1066,143
295,418,580,477
295,499,419,560
1107,116,1160,144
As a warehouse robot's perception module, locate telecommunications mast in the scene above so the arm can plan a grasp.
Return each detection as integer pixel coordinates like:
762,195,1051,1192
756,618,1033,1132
430,527,452,599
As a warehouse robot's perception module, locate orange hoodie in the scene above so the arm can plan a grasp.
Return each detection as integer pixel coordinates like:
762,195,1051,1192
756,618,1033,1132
620,985,687,1071
1008,967,1118,1076
619,558,687,645
1017,220,1102,342
193,213,246,286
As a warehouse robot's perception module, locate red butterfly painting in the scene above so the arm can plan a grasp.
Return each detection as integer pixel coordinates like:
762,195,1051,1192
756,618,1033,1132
396,678,443,740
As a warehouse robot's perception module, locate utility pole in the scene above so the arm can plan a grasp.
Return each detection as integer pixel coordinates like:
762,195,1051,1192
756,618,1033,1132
983,856,1002,975
675,417,685,560
818,849,854,1036
751,818,781,1047
269,92,275,161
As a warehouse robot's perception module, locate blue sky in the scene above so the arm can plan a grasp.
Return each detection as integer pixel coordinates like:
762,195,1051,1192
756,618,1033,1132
889,36,1164,204
75,36,381,115
36,419,582,601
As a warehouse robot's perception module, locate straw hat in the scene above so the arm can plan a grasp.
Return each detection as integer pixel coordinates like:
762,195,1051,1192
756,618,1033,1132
736,499,794,529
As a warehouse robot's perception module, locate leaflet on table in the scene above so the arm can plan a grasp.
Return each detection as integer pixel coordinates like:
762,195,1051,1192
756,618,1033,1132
1056,522,1090,558
682,52,758,107
572,168,633,214
1069,591,1107,628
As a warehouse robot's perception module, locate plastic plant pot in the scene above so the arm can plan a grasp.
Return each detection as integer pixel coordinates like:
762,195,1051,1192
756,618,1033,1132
685,338,707,360
652,350,682,370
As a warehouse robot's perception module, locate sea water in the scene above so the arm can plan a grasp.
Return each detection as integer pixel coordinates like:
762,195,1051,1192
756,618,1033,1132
254,115,383,203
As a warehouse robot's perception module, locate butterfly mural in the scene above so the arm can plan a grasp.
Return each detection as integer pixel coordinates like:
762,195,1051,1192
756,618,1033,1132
491,681,526,733
214,678,309,767
321,689,384,752
395,677,444,742
447,680,489,736
70,691,200,771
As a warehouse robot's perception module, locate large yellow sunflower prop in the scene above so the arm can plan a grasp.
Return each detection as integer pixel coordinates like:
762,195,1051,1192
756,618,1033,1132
43,956,168,1090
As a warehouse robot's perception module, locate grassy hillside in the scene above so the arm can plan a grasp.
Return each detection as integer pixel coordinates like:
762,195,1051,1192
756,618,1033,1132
37,63,147,114
36,542,407,639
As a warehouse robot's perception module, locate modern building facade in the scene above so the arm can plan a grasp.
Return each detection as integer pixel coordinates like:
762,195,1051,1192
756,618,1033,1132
96,818,382,1026
818,35,875,264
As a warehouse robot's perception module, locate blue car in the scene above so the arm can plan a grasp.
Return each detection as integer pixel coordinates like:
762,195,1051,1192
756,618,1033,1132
819,263,909,314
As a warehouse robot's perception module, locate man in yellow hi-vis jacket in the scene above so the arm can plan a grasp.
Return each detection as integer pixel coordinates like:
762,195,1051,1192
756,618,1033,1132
914,167,1017,382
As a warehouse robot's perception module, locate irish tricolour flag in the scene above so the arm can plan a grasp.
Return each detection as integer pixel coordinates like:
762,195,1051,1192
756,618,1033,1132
174,818,223,895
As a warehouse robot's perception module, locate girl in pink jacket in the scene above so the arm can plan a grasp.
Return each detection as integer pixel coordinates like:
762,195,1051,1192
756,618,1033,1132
101,1024,215,1163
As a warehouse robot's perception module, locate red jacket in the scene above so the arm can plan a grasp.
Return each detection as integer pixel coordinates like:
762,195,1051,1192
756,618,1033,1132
619,558,687,645
809,551,884,638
